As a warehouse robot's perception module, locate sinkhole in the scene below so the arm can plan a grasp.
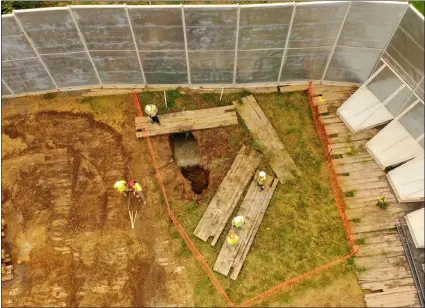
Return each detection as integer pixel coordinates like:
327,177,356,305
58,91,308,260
169,132,209,194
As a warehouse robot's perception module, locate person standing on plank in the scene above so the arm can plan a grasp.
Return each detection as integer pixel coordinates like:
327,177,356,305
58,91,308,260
227,231,239,248
258,171,266,191
144,104,160,125
128,180,147,205
232,215,245,230
114,180,129,197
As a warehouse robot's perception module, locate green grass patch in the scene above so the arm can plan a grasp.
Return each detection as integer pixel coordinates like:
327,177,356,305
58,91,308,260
344,190,357,197
351,218,361,223
168,91,355,305
357,238,366,245
411,1,424,14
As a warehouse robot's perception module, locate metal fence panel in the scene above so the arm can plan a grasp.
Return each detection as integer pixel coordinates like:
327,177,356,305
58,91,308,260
2,80,12,96
236,49,282,83
128,7,185,51
382,6,424,89
288,2,348,48
184,7,237,51
140,51,188,84
399,6,424,48
367,66,403,103
71,7,135,51
1,16,36,61
1,58,56,93
91,51,144,84
280,47,331,81
399,102,425,140
238,5,292,50
385,88,418,117
338,2,406,49
189,50,234,83
15,9,85,54
385,28,424,85
324,46,382,83
41,52,100,87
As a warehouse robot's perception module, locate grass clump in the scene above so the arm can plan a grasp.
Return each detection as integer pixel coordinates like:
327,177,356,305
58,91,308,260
344,190,357,197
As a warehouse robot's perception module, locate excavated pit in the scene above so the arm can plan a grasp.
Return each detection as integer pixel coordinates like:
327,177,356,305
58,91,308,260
169,132,209,194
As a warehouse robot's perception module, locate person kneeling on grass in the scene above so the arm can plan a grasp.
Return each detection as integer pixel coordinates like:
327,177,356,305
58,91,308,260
144,104,160,125
128,180,147,205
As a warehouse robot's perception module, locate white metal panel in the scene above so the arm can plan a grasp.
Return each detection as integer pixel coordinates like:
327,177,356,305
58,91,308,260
387,155,424,202
338,87,392,132
366,120,424,168
405,208,424,248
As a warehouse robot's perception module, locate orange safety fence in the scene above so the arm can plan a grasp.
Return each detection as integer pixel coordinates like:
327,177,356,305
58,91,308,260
133,93,234,307
307,81,358,252
133,86,358,307
240,249,358,307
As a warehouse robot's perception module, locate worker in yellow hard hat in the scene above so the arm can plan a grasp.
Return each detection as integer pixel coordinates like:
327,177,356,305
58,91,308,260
114,180,129,197
258,171,266,191
232,215,245,230
227,231,239,248
128,180,147,205
144,104,160,124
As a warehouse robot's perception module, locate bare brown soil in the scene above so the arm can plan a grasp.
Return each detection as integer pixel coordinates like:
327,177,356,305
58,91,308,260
0,94,202,307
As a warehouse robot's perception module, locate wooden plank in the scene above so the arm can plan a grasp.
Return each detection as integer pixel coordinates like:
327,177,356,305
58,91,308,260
135,106,238,137
233,96,298,183
136,105,236,124
355,255,407,270
358,266,413,282
194,146,262,246
360,277,416,292
278,84,309,93
213,175,278,279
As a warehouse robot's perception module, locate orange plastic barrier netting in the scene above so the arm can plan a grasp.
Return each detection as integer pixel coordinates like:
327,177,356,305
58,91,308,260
133,93,234,307
307,81,358,252
133,89,358,307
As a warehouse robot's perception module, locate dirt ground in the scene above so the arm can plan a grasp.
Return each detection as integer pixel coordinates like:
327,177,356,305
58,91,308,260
1,89,365,307
1,92,200,307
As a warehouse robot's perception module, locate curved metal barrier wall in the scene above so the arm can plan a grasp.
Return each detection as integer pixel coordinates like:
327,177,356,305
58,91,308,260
1,1,410,97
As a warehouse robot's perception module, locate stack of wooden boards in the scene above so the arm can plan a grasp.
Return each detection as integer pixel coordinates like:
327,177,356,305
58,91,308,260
135,105,238,138
214,173,279,280
233,95,300,183
194,95,299,279
194,146,262,246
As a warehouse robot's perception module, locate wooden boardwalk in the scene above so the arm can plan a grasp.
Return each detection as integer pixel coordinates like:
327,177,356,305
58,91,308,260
233,95,299,183
194,146,262,246
313,84,423,307
213,173,279,280
135,105,238,138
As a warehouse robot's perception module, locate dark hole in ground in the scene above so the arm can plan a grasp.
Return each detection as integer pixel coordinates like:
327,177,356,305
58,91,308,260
180,165,210,194
169,132,210,194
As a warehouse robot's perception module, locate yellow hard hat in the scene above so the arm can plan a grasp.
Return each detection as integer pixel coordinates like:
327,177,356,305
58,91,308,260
146,105,152,112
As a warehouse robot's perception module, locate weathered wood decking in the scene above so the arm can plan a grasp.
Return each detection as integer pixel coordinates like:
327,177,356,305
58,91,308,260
233,95,299,183
314,84,423,307
135,105,238,138
213,173,278,279
194,146,262,246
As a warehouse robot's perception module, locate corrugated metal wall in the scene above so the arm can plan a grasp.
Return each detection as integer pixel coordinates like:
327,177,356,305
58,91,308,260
1,1,412,96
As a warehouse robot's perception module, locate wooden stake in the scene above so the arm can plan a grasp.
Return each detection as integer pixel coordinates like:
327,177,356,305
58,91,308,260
164,91,168,109
220,87,224,101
